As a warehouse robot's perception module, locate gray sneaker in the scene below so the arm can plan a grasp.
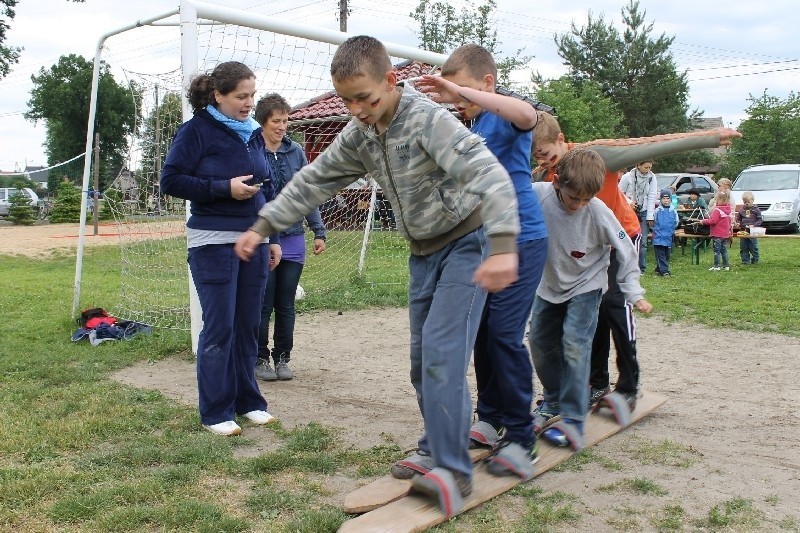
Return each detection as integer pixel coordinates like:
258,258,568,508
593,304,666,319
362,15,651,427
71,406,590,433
255,358,277,381
275,361,294,380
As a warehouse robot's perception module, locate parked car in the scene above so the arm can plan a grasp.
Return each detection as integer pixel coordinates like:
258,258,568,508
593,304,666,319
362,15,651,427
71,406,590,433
655,173,718,206
730,164,800,233
0,187,40,217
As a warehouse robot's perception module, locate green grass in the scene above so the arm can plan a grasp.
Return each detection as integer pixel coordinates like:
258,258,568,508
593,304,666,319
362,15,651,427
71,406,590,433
2,238,800,530
596,477,669,496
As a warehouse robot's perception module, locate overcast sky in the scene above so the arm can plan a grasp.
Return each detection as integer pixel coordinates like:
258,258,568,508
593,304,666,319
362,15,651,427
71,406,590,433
0,0,797,171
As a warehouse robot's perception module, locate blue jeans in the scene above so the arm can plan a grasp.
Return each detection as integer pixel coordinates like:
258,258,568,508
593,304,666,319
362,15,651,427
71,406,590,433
474,237,547,445
188,243,269,425
408,228,488,482
740,238,759,264
712,237,729,267
259,259,304,361
654,245,671,274
529,289,602,423
637,210,648,273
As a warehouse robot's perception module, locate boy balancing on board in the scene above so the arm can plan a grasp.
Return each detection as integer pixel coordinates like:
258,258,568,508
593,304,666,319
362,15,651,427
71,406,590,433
530,148,652,450
415,43,548,481
234,35,520,518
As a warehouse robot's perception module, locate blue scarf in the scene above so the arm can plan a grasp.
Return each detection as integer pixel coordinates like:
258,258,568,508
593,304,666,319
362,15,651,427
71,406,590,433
205,105,259,143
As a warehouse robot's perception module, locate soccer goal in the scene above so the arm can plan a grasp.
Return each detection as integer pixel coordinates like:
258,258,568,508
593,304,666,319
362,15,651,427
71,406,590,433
73,0,449,336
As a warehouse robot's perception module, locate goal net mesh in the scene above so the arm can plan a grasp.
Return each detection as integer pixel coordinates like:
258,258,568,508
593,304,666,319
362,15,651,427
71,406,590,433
101,20,429,330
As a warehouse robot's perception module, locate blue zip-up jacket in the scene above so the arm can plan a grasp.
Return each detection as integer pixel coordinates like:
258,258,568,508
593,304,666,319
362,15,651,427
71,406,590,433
652,204,679,247
161,108,276,233
266,136,326,240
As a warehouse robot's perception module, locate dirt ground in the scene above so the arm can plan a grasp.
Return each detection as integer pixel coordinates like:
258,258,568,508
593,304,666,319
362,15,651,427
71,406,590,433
5,223,800,529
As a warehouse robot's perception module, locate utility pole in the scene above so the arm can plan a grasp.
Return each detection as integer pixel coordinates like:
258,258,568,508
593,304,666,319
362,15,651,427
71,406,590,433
339,0,348,32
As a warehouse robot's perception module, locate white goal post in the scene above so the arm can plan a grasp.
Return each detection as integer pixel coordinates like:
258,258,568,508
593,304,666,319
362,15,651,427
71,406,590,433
73,0,449,347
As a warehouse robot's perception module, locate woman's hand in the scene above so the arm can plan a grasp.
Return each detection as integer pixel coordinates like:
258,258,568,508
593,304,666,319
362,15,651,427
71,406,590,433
312,238,326,255
230,175,261,200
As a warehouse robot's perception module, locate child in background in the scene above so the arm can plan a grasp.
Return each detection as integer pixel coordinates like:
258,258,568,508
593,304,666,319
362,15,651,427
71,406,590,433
416,43,547,480
737,191,762,265
669,185,679,210
701,189,733,271
652,189,680,276
685,188,707,209
530,148,652,450
235,35,520,518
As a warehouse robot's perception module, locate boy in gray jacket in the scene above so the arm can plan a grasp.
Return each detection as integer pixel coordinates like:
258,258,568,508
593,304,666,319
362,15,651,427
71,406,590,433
235,35,519,518
530,149,652,451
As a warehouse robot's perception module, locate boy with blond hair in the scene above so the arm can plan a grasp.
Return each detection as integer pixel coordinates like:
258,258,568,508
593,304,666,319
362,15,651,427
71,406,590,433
532,113,741,411
235,35,519,518
530,148,652,449
737,191,762,264
416,43,547,480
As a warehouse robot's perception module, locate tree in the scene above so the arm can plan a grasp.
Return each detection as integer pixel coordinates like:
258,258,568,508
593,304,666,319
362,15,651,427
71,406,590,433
8,190,35,225
555,0,699,138
0,0,84,79
49,179,81,223
719,91,800,178
25,54,139,187
139,90,182,182
532,76,625,142
410,0,529,85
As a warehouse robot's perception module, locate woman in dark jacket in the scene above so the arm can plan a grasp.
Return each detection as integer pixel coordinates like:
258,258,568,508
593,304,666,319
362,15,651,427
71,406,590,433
254,94,326,381
161,62,279,436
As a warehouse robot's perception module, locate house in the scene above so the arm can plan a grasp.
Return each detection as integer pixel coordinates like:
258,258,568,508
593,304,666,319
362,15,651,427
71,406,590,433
25,165,49,189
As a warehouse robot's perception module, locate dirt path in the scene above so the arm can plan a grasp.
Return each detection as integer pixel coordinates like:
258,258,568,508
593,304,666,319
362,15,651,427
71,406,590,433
112,309,800,530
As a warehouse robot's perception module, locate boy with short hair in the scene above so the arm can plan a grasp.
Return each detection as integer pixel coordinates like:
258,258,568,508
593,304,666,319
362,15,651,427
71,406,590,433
737,191,762,265
416,43,548,480
653,189,680,276
530,148,652,450
235,35,520,518
532,112,741,411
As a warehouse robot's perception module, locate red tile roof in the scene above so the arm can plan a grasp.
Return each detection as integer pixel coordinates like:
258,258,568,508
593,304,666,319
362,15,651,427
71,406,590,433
289,60,435,121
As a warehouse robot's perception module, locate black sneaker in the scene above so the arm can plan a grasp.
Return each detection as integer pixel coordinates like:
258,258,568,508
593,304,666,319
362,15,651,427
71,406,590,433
589,386,610,409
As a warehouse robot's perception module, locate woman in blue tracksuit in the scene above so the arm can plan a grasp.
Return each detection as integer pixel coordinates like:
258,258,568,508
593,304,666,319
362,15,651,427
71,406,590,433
254,93,327,382
161,61,280,436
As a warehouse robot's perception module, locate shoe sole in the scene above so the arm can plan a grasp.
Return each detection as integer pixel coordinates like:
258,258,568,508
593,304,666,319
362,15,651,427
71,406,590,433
203,424,242,436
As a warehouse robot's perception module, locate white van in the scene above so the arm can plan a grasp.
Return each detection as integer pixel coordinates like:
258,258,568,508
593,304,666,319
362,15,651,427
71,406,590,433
0,187,40,217
730,164,800,233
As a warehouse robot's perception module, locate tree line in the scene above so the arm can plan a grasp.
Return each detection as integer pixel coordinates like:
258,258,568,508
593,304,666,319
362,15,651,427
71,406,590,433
4,0,797,190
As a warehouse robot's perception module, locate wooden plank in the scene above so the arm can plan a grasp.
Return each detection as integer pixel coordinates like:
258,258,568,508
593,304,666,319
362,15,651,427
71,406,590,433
344,448,492,513
338,391,667,533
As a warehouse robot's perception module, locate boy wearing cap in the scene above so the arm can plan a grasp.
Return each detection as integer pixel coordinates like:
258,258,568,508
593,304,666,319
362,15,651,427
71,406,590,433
653,189,680,276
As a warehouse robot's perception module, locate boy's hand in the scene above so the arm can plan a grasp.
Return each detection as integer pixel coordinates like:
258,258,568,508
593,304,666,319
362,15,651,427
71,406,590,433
473,253,518,293
714,127,742,146
415,75,462,104
634,299,653,313
234,230,264,261
312,238,326,255
230,175,260,200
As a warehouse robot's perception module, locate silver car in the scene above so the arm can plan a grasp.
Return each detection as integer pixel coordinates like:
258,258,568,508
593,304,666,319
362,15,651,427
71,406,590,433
731,164,800,233
0,187,40,217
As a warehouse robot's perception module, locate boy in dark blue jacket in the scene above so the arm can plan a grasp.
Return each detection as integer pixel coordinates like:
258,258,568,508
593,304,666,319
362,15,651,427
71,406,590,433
652,189,680,276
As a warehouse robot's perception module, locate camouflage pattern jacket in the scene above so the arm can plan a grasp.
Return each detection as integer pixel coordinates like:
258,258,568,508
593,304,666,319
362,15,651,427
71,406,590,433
251,83,519,256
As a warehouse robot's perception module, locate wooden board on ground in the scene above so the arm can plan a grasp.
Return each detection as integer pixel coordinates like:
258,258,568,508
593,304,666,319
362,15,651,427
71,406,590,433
344,448,492,513
338,391,667,533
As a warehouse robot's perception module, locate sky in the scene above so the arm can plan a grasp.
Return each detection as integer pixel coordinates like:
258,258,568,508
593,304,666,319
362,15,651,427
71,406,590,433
0,0,798,172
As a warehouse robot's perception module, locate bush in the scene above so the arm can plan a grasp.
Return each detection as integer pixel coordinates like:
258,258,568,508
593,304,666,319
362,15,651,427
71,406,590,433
8,192,36,225
49,181,82,223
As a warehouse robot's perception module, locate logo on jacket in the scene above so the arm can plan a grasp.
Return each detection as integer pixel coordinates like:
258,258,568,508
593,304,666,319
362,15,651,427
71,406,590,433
395,143,410,162
570,250,586,259
618,230,626,240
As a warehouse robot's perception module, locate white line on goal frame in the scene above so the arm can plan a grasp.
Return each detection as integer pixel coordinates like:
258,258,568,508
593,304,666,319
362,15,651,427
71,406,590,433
74,0,449,352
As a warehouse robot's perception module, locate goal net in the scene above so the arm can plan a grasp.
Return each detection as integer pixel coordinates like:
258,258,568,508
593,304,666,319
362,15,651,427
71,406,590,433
88,2,447,330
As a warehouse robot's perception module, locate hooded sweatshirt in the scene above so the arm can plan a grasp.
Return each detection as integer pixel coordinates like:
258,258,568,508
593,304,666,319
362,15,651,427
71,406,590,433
702,204,733,238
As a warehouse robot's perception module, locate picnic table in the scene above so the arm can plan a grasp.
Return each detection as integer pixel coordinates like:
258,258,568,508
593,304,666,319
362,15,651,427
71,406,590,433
674,229,800,265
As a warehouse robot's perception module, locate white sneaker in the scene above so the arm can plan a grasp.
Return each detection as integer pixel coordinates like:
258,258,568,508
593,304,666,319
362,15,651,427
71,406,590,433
723,266,730,271
203,420,242,436
708,266,720,271
242,410,276,425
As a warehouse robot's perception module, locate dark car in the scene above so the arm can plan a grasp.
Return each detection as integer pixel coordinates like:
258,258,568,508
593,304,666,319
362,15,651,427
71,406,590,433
655,173,718,206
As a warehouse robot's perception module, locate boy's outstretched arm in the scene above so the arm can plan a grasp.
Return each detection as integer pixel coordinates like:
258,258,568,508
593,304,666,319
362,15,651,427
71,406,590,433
416,75,538,130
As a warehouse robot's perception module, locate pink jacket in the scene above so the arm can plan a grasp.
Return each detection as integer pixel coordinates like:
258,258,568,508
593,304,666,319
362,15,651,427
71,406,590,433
702,205,732,238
